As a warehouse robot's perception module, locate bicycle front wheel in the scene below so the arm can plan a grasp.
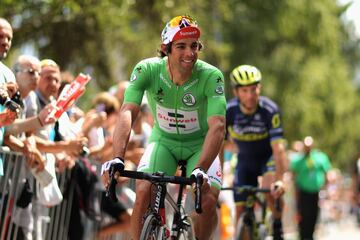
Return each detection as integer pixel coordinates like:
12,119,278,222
140,214,163,240
235,213,253,240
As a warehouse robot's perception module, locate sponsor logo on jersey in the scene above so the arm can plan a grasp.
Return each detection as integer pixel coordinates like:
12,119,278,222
156,87,164,103
130,73,137,82
228,126,269,141
136,66,142,73
271,114,281,128
215,86,224,95
216,77,223,83
156,104,200,134
182,93,196,106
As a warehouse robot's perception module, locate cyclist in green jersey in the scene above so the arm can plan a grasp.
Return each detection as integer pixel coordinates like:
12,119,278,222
101,15,226,240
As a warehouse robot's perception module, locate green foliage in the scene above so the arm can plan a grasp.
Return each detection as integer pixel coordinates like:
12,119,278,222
1,0,360,169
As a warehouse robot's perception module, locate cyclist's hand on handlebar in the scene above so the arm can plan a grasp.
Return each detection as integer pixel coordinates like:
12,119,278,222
191,167,208,214
271,180,285,199
101,157,125,189
191,167,209,184
191,167,210,193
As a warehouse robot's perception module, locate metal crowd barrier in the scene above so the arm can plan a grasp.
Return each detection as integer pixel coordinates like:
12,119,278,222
0,148,23,240
0,148,134,240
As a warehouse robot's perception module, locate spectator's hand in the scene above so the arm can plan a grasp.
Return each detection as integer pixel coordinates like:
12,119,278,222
38,104,57,126
23,139,45,172
56,154,76,173
86,110,107,128
0,85,9,104
271,180,285,199
101,157,125,189
64,137,88,156
69,106,84,122
5,82,19,98
0,109,17,127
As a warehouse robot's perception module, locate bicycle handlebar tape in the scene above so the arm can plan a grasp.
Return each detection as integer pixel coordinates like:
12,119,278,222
195,173,203,214
112,158,125,173
107,177,118,202
106,159,125,202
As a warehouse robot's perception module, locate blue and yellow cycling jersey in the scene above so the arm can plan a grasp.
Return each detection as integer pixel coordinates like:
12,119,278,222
225,96,284,159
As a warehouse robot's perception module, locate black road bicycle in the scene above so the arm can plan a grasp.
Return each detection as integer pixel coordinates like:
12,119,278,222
108,160,203,240
222,186,282,240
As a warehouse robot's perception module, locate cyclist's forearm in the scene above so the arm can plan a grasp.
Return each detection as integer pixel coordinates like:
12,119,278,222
113,103,140,159
272,141,287,180
196,116,225,171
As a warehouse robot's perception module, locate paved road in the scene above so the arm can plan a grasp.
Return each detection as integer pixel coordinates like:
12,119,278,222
282,215,360,240
316,215,360,240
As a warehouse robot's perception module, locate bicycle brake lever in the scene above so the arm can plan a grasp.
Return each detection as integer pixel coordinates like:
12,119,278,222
106,163,123,202
194,173,203,214
107,177,118,202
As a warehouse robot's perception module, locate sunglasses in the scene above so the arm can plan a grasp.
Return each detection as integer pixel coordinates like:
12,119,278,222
169,15,197,28
18,68,40,77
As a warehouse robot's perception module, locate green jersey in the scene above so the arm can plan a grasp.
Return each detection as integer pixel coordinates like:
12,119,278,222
124,57,226,142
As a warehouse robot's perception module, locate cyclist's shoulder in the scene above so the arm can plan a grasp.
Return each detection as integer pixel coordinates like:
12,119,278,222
136,57,164,67
194,59,223,77
258,96,281,114
130,57,165,82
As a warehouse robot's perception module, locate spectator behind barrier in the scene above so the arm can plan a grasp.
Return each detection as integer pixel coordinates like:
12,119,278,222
83,91,120,163
82,91,134,237
2,54,45,240
4,55,53,172
0,18,18,176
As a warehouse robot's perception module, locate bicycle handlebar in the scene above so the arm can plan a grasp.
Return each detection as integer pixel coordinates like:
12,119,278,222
106,162,123,202
106,163,203,213
193,173,203,213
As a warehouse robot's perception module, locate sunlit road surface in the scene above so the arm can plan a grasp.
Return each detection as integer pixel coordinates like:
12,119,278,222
282,215,360,240
315,215,360,240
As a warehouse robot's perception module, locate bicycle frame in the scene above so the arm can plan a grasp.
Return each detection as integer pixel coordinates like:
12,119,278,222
222,186,270,240
108,160,202,239
148,160,198,239
243,191,268,239
148,174,190,238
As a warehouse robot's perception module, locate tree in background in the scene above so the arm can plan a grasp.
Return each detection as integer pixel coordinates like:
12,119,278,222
221,0,360,167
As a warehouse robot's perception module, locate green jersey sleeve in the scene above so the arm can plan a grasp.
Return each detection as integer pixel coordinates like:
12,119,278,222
204,69,226,118
124,60,150,105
